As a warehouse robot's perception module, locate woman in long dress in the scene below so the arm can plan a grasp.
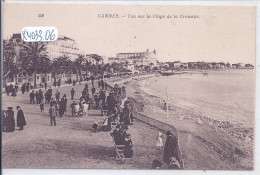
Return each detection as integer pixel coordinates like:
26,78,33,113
5,107,15,132
82,102,89,117
124,134,134,158
163,131,181,169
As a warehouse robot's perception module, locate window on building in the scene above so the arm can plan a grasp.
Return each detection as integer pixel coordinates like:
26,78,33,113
48,76,49,81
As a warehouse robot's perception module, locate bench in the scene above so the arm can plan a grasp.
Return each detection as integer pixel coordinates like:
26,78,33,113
110,122,117,130
111,135,125,160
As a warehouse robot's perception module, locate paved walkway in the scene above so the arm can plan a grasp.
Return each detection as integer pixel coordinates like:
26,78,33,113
2,79,165,169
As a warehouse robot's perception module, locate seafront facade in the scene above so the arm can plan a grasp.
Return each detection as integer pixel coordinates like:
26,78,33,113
3,33,255,170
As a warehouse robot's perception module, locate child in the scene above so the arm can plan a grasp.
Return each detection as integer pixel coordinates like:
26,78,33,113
40,102,44,112
92,120,99,132
151,159,163,169
156,131,163,149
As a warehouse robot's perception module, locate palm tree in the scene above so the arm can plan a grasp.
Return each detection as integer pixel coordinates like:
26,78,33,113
74,54,86,82
3,40,26,85
51,54,70,83
3,42,17,86
22,42,47,88
37,55,51,83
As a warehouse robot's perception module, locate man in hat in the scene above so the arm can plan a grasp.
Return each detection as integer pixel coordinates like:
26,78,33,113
5,107,15,132
57,79,61,88
47,87,53,97
16,106,26,130
21,83,26,94
35,91,39,104
44,81,47,89
15,83,18,92
70,101,77,117
163,131,181,169
55,90,60,102
29,90,35,104
84,83,88,91
39,89,44,103
71,88,76,100
61,94,68,116
26,82,30,92
49,104,57,126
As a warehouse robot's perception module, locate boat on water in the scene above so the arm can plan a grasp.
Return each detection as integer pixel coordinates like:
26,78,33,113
160,70,175,76
160,70,187,76
160,70,208,76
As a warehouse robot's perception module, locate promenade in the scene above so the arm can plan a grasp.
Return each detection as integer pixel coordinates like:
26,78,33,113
2,79,165,169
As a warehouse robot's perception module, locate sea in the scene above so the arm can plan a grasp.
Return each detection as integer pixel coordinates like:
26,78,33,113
139,70,255,128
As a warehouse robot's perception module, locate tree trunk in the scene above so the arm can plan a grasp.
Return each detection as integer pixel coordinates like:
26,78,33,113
54,72,57,85
45,73,47,83
76,69,79,82
33,70,37,88
3,77,7,87
34,56,38,88
79,68,82,82
26,72,29,83
14,73,18,84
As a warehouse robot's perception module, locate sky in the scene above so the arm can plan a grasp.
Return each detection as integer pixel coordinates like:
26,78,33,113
3,3,256,64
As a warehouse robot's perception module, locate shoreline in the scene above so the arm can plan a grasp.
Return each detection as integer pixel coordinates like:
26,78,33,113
108,73,254,170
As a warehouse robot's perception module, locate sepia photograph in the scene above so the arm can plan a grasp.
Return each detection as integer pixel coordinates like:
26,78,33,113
1,2,256,171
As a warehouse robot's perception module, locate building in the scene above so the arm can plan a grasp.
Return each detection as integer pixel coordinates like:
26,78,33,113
46,35,82,60
108,57,127,64
4,33,83,85
86,54,103,65
116,49,158,67
7,33,82,61
173,61,181,68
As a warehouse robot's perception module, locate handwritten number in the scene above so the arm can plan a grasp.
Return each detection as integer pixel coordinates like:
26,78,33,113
21,28,56,42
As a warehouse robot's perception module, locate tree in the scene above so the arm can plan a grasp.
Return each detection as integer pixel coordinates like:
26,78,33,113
3,42,17,86
74,54,86,82
51,54,70,83
152,66,159,71
37,55,51,83
3,41,26,85
88,54,103,65
144,65,151,72
22,42,47,88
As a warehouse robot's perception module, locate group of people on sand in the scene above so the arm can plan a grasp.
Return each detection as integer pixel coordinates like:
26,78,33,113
2,106,27,132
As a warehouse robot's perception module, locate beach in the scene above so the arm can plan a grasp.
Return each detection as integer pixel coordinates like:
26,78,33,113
109,70,254,170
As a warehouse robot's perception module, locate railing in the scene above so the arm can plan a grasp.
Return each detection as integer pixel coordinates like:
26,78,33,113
131,110,178,137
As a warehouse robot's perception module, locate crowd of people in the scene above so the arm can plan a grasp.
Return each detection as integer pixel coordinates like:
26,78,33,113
3,74,182,169
4,83,20,97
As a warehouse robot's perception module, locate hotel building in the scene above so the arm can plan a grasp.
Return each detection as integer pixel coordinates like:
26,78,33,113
46,35,82,60
116,49,158,66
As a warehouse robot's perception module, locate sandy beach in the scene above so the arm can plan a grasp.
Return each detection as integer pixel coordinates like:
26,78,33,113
108,72,254,170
